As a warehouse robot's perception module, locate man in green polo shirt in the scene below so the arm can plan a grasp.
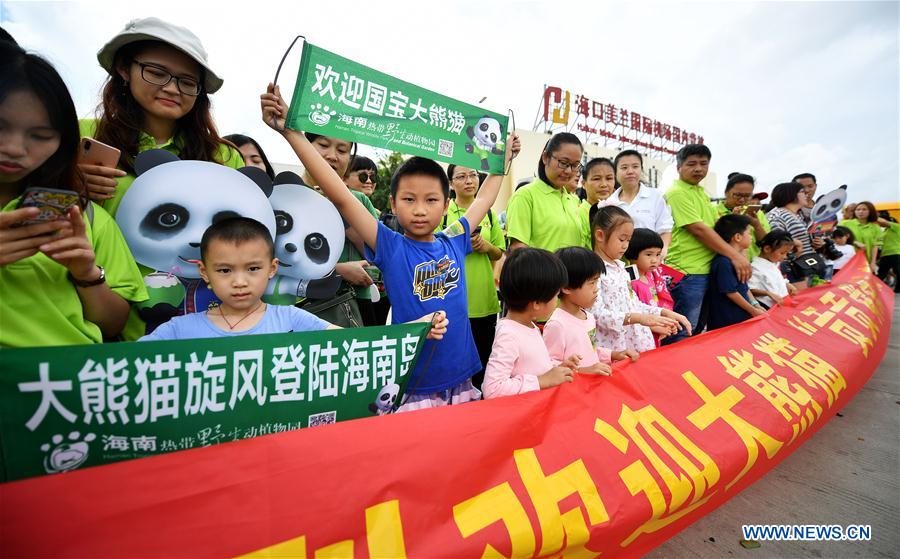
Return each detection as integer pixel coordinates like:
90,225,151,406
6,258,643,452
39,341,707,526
663,144,752,344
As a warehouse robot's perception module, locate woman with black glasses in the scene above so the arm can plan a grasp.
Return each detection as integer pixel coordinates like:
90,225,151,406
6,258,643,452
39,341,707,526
506,132,590,252
78,17,243,217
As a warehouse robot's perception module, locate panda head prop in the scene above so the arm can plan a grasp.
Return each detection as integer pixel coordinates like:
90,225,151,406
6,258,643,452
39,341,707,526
115,149,277,279
269,172,345,280
368,383,400,415
808,184,847,236
472,116,502,149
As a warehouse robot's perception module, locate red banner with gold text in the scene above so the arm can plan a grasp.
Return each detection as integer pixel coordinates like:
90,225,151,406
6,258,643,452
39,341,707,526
0,254,893,558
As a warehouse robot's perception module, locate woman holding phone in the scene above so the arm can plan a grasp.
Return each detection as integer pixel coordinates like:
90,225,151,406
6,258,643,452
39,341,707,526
0,43,146,347
715,173,770,261
78,17,243,217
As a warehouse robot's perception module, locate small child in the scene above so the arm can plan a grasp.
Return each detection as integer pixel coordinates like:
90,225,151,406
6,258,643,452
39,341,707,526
543,247,639,375
483,249,579,399
708,214,766,329
827,226,857,272
142,218,448,341
589,206,690,353
624,228,674,347
261,83,517,410
748,230,795,308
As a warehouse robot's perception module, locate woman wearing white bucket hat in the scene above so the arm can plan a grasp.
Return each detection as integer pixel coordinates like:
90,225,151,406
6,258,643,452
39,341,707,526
78,17,243,216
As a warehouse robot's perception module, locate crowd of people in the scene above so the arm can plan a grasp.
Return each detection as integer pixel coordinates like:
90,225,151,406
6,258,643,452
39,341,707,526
2,18,898,414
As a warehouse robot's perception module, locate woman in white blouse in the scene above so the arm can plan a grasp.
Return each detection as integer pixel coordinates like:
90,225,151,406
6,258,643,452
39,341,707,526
607,149,673,256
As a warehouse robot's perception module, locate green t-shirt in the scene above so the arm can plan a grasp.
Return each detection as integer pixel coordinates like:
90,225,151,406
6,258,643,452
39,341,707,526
841,219,881,260
440,200,503,317
715,201,771,261
506,179,590,251
0,199,148,347
665,179,718,275
79,119,244,218
339,190,381,301
880,222,900,258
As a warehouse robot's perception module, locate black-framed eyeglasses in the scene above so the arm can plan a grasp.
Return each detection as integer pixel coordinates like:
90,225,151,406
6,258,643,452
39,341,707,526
355,171,377,184
730,192,753,200
134,61,202,96
452,172,479,182
551,156,582,173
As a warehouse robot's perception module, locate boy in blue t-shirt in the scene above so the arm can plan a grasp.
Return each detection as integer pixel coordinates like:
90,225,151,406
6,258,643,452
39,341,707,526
708,214,767,330
142,216,448,341
261,84,519,410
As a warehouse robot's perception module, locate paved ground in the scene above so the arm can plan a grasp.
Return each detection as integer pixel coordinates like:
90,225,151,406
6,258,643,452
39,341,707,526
649,295,900,559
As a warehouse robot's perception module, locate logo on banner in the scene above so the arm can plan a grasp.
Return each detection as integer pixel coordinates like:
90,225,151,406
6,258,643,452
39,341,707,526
309,103,337,126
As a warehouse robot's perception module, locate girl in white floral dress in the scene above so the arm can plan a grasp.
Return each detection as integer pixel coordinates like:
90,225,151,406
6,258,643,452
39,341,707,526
589,206,691,353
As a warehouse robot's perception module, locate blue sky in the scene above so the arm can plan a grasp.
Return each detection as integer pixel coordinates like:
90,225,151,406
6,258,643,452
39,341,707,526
3,0,897,202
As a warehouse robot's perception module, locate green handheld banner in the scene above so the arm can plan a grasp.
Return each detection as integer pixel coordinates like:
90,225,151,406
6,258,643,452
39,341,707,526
285,42,509,173
0,324,428,482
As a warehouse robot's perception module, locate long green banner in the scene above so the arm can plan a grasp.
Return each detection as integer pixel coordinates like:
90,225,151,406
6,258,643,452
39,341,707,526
286,42,509,173
0,323,428,482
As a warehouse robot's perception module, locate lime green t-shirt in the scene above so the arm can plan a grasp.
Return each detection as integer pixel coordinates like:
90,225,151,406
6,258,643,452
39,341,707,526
506,179,590,252
665,179,718,275
841,219,881,261
715,201,771,261
440,200,503,318
0,199,148,347
79,119,244,218
880,222,900,258
340,190,381,301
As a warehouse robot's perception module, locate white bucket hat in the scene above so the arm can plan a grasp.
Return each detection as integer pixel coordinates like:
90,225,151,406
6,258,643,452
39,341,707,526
97,17,223,94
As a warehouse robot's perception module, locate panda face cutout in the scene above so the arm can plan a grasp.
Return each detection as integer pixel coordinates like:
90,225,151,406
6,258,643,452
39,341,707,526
374,383,400,412
474,117,501,148
268,184,345,280
116,160,276,278
810,185,847,224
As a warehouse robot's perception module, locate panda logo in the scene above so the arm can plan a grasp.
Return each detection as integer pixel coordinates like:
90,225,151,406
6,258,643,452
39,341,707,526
368,383,400,416
264,172,346,304
465,116,505,171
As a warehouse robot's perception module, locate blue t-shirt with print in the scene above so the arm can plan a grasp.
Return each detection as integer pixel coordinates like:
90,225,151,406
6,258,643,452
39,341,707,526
140,304,329,341
365,218,480,393
707,255,752,330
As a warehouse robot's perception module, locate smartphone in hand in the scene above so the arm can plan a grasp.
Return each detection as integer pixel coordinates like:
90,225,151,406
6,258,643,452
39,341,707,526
15,187,81,226
79,137,121,169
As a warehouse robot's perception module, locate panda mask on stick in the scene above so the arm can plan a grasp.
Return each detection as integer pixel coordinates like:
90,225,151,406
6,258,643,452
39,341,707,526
116,149,277,279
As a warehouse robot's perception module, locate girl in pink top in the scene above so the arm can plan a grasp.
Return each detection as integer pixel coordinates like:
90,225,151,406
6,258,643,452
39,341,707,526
588,206,690,353
483,249,579,399
543,247,639,374
625,229,674,347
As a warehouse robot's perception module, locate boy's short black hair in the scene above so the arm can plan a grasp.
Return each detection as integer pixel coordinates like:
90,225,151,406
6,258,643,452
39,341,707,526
792,172,816,184
500,248,567,312
624,228,664,261
555,247,605,289
714,214,753,243
200,217,274,261
389,156,450,199
676,144,712,166
756,229,794,250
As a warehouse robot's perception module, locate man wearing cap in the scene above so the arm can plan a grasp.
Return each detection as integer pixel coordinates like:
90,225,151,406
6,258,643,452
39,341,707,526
715,173,771,261
79,17,243,217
